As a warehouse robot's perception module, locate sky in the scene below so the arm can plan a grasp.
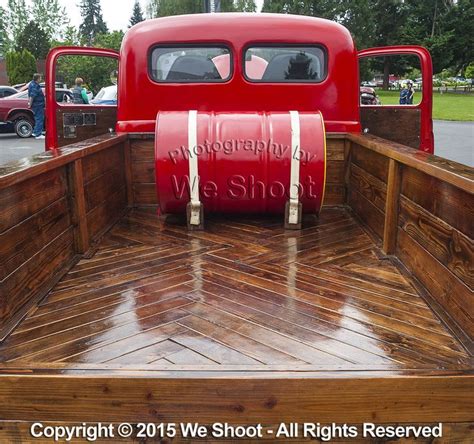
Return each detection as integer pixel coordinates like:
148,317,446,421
0,0,265,32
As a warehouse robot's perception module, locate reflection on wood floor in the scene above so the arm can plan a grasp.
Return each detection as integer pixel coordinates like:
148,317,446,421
0,207,470,369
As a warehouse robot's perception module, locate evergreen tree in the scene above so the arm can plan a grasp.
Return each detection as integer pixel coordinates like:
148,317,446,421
146,0,202,18
16,21,50,59
31,0,70,40
129,1,145,27
6,49,36,84
79,0,108,45
234,0,257,12
220,0,236,11
0,7,10,58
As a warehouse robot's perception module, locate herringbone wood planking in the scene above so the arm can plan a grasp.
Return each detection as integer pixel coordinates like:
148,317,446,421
0,207,471,369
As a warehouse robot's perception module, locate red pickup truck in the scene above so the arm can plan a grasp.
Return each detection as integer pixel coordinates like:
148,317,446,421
0,13,472,441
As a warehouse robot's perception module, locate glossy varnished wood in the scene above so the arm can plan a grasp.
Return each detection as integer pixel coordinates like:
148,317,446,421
346,135,473,349
1,207,470,372
0,134,129,339
0,132,472,434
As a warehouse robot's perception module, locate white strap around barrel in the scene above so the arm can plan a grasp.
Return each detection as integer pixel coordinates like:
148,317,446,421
188,110,200,225
288,110,301,225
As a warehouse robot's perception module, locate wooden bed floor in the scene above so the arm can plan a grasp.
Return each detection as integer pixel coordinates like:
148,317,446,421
0,207,471,369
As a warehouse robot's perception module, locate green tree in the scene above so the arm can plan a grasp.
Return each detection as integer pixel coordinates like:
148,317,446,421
220,0,236,11
6,49,37,84
95,30,124,51
220,0,257,12
446,0,474,75
79,0,108,45
16,21,50,59
370,0,407,88
31,0,69,40
401,0,455,74
262,0,289,13
262,0,336,16
146,0,202,17
6,0,29,45
55,31,123,93
0,7,10,58
465,63,474,80
129,0,145,27
233,0,257,11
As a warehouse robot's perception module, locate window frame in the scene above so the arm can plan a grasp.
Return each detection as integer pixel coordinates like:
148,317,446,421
148,43,234,84
242,43,328,84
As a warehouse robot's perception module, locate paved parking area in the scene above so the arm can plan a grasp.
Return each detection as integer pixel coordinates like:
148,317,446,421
0,134,45,164
434,120,473,167
0,121,472,166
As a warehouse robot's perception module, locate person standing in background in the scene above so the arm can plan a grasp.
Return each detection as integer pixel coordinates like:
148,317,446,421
399,83,409,105
28,73,45,139
406,81,415,104
72,78,90,104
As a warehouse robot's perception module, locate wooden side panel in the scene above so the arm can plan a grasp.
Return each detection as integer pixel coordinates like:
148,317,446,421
130,139,157,207
129,137,349,208
0,135,128,339
83,143,127,240
346,135,473,345
360,107,421,149
0,167,75,338
347,144,389,241
401,167,473,239
0,168,68,232
324,138,346,205
397,165,474,342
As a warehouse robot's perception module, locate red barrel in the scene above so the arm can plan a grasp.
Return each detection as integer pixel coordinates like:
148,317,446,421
154,111,326,215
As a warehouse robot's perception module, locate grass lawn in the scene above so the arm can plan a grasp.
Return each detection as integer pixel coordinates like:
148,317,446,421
375,90,474,121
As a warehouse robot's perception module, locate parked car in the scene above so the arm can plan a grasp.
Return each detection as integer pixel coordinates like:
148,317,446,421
375,80,395,88
0,86,18,98
0,88,73,138
91,85,117,105
361,80,376,87
360,86,382,105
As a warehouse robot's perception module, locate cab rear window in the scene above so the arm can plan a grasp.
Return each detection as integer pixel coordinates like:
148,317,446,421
150,46,232,82
244,45,326,82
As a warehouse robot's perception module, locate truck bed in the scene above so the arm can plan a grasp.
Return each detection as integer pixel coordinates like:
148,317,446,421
0,133,472,433
0,207,469,370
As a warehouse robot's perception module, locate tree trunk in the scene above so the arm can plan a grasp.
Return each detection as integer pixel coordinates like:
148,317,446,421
383,57,390,90
431,0,438,38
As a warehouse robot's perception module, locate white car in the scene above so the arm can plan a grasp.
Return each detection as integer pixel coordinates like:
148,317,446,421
91,85,117,105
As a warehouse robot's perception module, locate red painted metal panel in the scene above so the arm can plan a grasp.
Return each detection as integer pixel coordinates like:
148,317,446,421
154,111,326,215
117,14,361,135
358,46,434,153
45,46,119,150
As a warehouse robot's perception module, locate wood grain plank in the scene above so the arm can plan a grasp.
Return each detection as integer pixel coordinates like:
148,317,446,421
399,196,473,289
383,159,402,254
0,167,67,232
0,375,472,423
